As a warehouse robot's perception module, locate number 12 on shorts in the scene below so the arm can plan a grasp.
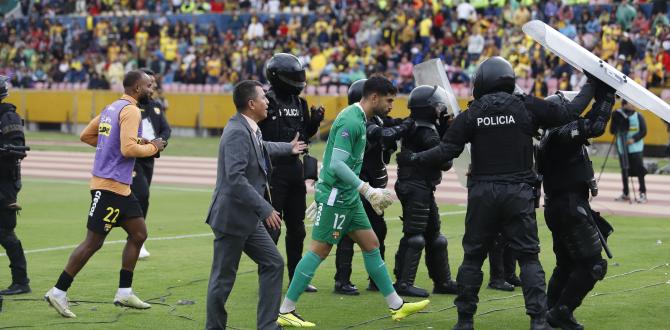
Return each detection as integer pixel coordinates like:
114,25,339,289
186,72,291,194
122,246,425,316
333,213,345,230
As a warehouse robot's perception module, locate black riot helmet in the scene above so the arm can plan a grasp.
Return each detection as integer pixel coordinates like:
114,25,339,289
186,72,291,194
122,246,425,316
347,79,367,105
472,56,516,100
0,75,9,100
266,53,307,95
544,91,569,106
408,85,449,121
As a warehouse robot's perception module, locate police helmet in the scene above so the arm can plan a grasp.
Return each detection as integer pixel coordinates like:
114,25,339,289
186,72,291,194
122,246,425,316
347,79,367,105
266,53,306,95
408,85,449,121
472,56,516,100
0,75,9,100
544,91,569,106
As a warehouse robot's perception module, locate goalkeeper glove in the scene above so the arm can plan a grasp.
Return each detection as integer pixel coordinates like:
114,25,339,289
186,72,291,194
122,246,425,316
305,201,318,223
358,182,393,215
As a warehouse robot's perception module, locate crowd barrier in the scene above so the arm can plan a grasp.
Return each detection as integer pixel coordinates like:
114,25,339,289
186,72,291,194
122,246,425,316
4,89,669,147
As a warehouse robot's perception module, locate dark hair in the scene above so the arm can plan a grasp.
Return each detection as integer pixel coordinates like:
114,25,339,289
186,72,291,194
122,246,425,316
233,80,263,111
123,70,146,89
140,68,155,76
362,75,397,99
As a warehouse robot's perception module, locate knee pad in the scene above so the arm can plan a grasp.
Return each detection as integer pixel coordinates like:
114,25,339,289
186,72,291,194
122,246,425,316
406,234,426,250
430,234,448,250
590,259,607,280
563,221,602,260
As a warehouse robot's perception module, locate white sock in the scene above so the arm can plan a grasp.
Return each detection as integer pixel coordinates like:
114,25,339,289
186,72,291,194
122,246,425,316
116,287,132,297
385,292,404,310
52,287,66,298
279,298,296,314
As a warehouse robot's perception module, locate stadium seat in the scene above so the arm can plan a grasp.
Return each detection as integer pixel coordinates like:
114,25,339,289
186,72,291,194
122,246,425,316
316,86,327,95
327,85,337,95
338,85,348,95
204,84,213,93
306,85,316,95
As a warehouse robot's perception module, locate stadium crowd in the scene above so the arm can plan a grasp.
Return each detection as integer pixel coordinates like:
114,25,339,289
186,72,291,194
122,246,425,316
0,0,669,94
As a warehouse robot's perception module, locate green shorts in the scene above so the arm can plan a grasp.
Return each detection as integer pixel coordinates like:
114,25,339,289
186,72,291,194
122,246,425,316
312,200,371,244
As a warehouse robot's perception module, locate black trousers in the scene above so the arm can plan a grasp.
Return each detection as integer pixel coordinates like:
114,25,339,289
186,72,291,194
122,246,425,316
0,181,28,285
544,190,605,312
619,152,647,195
455,181,547,317
488,235,518,282
334,197,387,284
131,157,155,219
263,160,306,280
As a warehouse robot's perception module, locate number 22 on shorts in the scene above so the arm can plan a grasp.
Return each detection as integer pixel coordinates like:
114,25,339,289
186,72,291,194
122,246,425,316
103,207,120,224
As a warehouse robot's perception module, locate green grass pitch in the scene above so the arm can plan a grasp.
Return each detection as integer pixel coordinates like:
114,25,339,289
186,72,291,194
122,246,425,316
0,178,668,329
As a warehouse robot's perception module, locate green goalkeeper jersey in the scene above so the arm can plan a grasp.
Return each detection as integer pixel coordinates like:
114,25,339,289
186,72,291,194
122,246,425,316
315,103,368,207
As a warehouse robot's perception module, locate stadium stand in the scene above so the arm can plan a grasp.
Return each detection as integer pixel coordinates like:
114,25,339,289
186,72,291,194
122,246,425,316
0,0,669,96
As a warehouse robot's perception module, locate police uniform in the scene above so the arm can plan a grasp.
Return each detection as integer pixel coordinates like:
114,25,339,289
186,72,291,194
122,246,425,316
334,114,414,294
0,94,30,295
398,57,595,330
538,88,615,330
259,54,324,285
394,85,457,297
132,98,171,219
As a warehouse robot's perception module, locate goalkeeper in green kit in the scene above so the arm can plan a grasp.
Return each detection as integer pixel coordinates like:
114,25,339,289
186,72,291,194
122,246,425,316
277,76,430,328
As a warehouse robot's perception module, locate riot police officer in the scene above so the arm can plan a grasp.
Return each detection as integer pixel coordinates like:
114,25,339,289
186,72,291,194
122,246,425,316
0,75,30,295
132,68,172,259
259,53,324,292
333,79,415,295
538,85,615,330
397,57,596,330
393,85,458,298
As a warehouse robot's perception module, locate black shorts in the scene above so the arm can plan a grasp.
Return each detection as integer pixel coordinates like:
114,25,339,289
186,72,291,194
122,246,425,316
87,190,143,235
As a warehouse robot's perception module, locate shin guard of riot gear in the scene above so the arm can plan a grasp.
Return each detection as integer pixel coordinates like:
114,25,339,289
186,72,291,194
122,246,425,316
425,234,453,283
395,235,425,285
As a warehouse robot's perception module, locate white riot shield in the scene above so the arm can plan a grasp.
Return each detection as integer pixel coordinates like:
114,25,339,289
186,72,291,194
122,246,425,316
413,59,470,188
523,20,670,123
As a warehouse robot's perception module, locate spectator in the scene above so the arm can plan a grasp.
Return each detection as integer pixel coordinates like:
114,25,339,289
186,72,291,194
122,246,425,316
457,0,476,25
616,0,637,32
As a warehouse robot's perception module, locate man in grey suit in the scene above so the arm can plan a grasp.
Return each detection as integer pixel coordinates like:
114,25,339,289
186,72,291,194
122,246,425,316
205,80,307,330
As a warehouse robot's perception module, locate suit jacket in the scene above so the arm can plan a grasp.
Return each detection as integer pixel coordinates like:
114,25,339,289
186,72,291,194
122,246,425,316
139,99,171,158
206,112,293,237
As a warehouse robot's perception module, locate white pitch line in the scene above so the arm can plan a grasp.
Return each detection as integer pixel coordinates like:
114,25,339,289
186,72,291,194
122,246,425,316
0,232,213,257
440,210,467,215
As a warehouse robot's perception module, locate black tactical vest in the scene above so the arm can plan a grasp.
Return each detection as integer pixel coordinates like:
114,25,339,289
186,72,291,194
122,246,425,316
398,120,442,186
538,129,594,193
258,90,306,163
468,92,535,176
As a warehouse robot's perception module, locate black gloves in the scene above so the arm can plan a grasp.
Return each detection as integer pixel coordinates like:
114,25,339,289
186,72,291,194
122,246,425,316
310,105,325,122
